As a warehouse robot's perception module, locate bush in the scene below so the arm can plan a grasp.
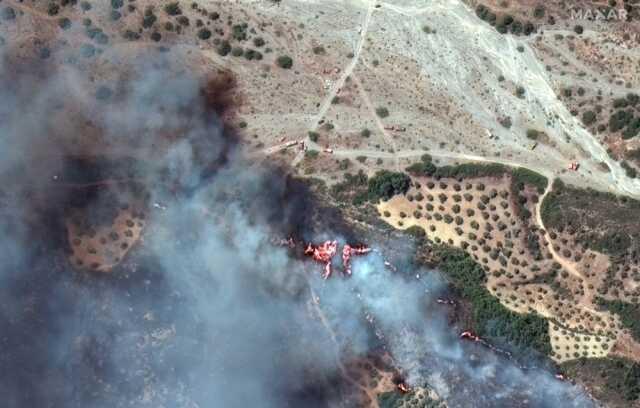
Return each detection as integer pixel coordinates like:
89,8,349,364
367,170,411,201
111,0,124,9
244,49,262,60
621,161,637,179
406,160,436,176
232,23,248,41
526,129,539,140
58,17,72,30
375,107,390,118
574,25,584,34
582,110,597,126
217,41,231,56
499,116,512,128
308,131,319,142
1,7,15,21
622,117,640,139
48,3,60,16
361,128,371,138
253,37,265,47
164,2,182,15
123,30,140,41
231,47,243,57
406,225,426,239
142,13,157,29
276,55,293,69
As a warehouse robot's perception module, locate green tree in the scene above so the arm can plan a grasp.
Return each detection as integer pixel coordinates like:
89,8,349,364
276,55,293,69
367,170,411,201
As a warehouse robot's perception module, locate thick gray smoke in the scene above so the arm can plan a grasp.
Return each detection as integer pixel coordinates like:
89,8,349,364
0,34,597,408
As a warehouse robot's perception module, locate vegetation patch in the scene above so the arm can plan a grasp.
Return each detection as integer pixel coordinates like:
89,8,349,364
562,357,640,402
511,167,547,194
596,298,640,342
540,179,640,255
433,246,552,355
475,4,536,36
378,389,444,408
368,170,411,202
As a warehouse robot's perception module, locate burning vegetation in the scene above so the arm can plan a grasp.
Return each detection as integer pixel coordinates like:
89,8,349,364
304,240,371,279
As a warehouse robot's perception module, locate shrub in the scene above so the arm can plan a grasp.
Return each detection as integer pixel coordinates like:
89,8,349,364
231,47,244,57
361,128,371,138
177,16,189,26
111,0,124,9
142,13,157,29
244,49,262,60
276,55,293,69
123,30,140,41
376,107,390,118
58,17,72,30
308,131,319,142
526,129,539,140
406,225,426,239
523,21,535,35
609,109,634,132
582,110,597,126
164,2,182,15
217,41,231,56
232,23,248,41
574,25,584,34
500,116,513,128
406,160,436,177
621,161,637,179
253,37,265,47
48,3,60,16
2,7,15,21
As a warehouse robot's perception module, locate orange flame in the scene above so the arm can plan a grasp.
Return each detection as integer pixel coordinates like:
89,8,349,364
305,240,338,279
304,241,370,278
342,244,372,276
397,383,410,393
460,331,481,342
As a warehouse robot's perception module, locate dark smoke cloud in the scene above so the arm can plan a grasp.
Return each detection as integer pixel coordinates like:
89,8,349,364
0,28,598,408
